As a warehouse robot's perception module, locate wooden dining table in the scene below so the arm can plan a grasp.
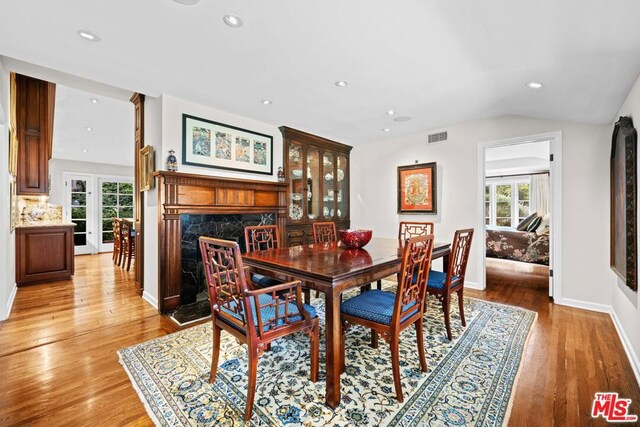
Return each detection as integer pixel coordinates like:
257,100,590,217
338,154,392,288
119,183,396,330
242,237,451,408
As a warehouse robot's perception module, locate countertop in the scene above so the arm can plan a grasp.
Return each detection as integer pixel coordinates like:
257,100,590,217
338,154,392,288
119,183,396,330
15,220,76,229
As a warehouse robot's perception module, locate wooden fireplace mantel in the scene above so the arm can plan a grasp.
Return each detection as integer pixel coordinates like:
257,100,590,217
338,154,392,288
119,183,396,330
155,171,288,312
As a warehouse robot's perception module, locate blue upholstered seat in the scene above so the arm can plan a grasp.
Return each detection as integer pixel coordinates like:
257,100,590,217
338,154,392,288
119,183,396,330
340,290,418,325
426,270,459,290
220,293,316,333
251,273,282,289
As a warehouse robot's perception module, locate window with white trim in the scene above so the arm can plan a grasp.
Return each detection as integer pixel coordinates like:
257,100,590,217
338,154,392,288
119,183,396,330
485,178,531,227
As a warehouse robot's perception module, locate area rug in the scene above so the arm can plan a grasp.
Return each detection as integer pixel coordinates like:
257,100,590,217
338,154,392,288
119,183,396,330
119,282,536,426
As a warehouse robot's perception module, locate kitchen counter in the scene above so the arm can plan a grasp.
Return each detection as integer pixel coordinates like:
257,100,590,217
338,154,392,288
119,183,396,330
16,220,76,228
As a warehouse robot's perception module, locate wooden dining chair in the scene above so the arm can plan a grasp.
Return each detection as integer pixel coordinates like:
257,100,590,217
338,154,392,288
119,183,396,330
112,218,123,266
199,237,319,421
312,221,337,243
398,221,434,240
121,219,135,272
340,234,435,403
426,228,474,341
372,221,435,290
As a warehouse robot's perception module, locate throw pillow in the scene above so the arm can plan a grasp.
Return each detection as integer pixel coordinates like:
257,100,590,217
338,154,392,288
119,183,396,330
536,213,550,235
517,212,538,231
526,216,542,232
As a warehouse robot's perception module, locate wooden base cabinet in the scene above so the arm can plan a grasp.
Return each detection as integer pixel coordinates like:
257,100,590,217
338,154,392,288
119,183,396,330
280,127,353,246
16,225,75,286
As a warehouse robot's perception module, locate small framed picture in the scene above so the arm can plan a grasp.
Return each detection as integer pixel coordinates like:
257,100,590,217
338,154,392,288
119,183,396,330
181,114,273,175
397,162,437,214
139,145,155,191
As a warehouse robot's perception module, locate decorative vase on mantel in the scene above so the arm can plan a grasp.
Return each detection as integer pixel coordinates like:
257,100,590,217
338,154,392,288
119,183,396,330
167,149,178,172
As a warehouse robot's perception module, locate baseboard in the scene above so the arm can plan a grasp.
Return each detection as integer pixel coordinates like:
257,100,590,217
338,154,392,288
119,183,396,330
609,308,640,386
142,291,158,311
465,281,483,290
2,283,17,321
554,297,611,314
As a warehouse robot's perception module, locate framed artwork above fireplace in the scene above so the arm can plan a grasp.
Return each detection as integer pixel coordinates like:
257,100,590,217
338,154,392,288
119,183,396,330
182,113,273,176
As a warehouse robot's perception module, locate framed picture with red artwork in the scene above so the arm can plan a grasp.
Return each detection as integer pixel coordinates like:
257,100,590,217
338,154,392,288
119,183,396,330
397,162,437,214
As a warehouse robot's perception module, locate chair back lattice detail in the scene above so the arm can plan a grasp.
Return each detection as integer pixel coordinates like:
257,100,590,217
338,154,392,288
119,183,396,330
313,222,337,243
244,225,280,253
394,235,435,325
112,218,122,254
199,237,308,338
398,221,434,240
447,228,474,287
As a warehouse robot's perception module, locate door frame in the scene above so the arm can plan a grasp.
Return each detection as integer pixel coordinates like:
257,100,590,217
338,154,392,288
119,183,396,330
477,131,563,299
63,172,96,255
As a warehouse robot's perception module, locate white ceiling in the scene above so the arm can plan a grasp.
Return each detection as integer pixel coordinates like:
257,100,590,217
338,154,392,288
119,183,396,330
485,141,550,175
52,85,134,166
2,1,640,146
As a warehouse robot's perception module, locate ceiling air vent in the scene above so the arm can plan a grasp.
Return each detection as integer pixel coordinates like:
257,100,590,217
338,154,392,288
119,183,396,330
428,131,448,144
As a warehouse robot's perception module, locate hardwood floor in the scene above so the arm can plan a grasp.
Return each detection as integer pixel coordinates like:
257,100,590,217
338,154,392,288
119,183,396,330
0,253,638,426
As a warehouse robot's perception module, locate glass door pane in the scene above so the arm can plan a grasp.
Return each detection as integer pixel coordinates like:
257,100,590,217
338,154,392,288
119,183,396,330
306,148,321,220
99,179,134,252
71,179,88,247
336,155,348,220
495,184,512,227
288,144,304,221
322,153,335,219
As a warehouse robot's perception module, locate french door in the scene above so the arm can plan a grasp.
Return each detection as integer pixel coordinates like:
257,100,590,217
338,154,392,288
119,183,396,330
97,178,134,253
64,173,95,255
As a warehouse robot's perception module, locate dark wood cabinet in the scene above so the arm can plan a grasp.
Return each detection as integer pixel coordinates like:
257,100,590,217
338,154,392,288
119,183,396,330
16,225,75,286
280,127,352,246
14,73,56,195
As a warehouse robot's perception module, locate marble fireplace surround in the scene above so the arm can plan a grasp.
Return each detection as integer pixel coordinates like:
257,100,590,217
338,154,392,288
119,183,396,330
155,171,287,312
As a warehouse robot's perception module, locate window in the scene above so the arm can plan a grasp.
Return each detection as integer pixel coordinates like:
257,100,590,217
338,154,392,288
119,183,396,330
485,178,531,227
101,181,134,244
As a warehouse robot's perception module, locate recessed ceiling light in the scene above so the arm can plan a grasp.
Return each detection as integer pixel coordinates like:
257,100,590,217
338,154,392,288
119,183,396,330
383,128,391,132
86,127,93,131
82,149,88,153
90,98,99,104
386,110,396,115
223,14,243,27
173,0,200,4
335,81,348,87
526,81,543,89
394,116,412,123
261,99,272,105
77,30,100,42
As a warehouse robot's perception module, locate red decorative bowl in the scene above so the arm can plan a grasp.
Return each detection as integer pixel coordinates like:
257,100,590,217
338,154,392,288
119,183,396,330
339,229,373,249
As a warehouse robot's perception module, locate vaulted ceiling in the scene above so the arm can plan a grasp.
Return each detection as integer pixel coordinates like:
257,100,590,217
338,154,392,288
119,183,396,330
2,0,640,145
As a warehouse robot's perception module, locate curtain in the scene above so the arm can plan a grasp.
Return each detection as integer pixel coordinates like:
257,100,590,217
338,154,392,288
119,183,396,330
531,174,550,215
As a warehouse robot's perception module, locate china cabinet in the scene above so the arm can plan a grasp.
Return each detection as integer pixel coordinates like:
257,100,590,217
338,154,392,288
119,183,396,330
279,127,352,246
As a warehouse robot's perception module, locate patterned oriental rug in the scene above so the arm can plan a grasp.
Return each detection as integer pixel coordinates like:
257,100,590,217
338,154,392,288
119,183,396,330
119,282,536,426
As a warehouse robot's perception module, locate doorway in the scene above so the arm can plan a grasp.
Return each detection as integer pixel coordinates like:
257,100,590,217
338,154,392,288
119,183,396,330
477,132,562,299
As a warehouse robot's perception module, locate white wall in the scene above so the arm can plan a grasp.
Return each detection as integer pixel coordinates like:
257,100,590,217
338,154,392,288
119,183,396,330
351,115,612,307
613,72,640,379
48,158,134,206
142,94,284,310
0,57,16,320
142,95,162,310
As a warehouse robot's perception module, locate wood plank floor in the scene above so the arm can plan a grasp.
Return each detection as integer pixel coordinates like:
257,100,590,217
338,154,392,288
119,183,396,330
0,253,638,426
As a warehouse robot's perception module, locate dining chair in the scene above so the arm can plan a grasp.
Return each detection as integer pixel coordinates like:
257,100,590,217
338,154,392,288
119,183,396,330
340,234,435,403
374,221,437,290
312,221,337,243
426,228,474,341
121,219,135,271
112,218,123,266
199,237,319,421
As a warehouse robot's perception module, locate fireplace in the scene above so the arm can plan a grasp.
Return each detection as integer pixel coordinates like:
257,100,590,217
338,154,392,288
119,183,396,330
156,171,287,312
180,213,276,304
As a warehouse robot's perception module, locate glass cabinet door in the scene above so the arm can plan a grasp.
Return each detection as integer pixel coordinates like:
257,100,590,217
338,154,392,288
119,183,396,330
322,153,335,219
306,148,321,220
336,155,348,220
288,144,304,221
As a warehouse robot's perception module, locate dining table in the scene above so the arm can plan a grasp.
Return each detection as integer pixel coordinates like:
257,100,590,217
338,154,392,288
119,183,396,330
242,237,451,408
